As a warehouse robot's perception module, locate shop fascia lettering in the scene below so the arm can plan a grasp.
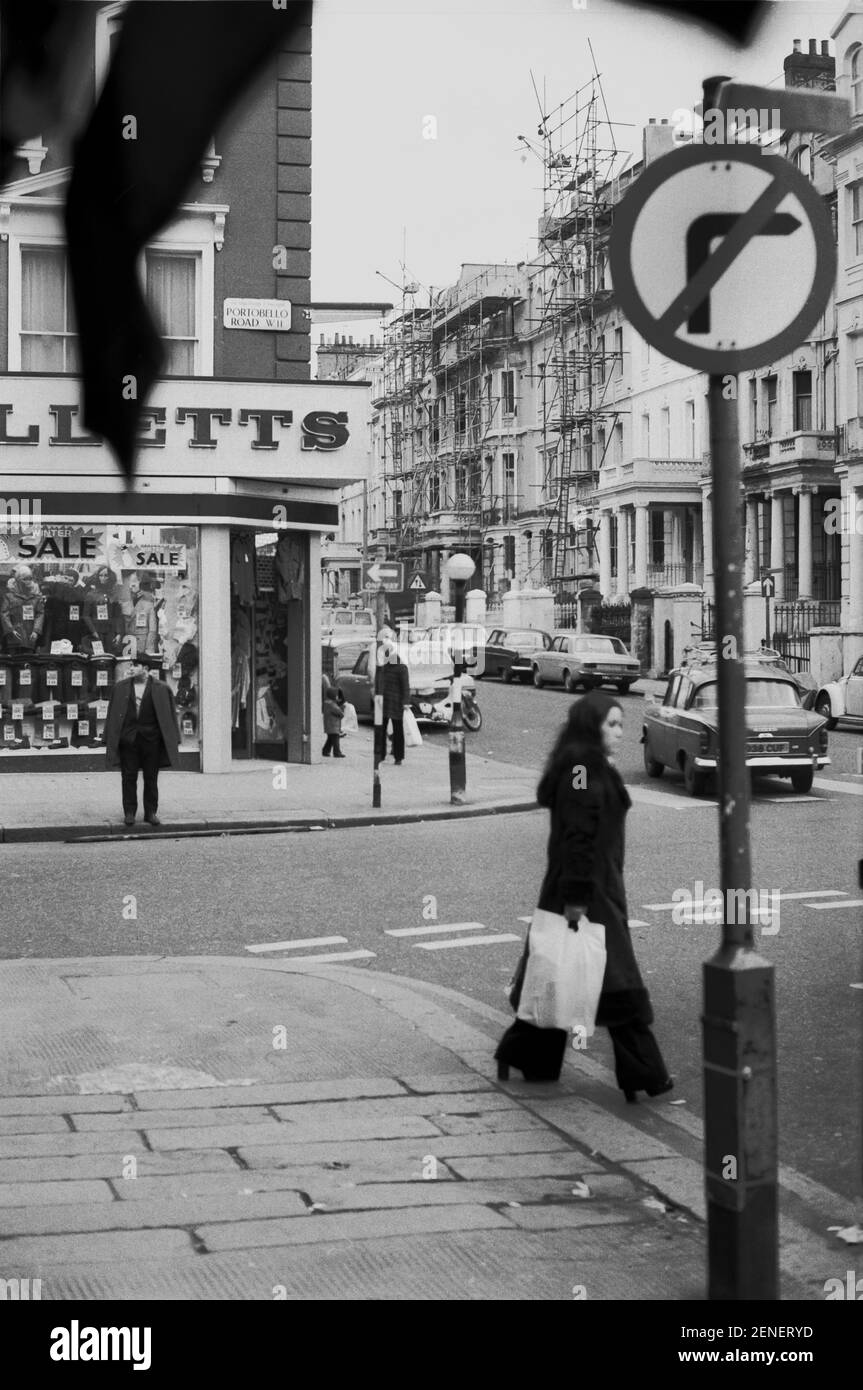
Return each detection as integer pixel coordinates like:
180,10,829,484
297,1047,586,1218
0,403,349,452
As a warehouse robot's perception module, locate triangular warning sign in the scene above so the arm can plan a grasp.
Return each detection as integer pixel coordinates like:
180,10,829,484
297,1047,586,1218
409,573,426,591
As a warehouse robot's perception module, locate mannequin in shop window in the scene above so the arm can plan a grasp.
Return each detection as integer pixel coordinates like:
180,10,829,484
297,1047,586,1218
123,575,160,657
42,568,89,650
1,565,45,652
83,566,123,654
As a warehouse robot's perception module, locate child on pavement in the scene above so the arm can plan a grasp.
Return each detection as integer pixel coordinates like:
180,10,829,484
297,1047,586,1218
322,690,346,758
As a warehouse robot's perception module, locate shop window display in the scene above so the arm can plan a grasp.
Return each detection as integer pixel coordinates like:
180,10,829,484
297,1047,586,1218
0,524,199,758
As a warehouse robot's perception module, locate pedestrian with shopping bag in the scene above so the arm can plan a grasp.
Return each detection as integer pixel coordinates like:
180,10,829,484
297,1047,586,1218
495,690,673,1098
375,633,411,765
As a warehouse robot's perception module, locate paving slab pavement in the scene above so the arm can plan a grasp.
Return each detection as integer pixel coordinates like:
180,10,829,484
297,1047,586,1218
0,954,853,1301
0,731,538,842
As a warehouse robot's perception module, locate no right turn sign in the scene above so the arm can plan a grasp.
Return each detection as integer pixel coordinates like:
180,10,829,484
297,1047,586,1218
610,144,836,374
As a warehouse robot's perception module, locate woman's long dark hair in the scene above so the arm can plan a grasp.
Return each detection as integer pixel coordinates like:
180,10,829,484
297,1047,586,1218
537,689,622,807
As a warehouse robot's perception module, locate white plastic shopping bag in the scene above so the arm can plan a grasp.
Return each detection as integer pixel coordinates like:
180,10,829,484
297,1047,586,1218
340,701,359,735
402,708,423,747
516,908,607,1035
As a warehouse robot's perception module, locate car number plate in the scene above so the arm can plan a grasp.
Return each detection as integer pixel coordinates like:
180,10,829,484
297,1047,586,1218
746,741,790,754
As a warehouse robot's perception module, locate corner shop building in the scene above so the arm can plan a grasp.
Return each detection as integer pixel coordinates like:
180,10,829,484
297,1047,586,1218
0,373,367,772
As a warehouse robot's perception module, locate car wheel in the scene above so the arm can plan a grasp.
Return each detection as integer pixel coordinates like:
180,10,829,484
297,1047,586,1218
683,755,707,797
790,766,814,794
643,738,664,778
618,681,632,695
533,666,544,689
502,665,514,684
815,695,837,730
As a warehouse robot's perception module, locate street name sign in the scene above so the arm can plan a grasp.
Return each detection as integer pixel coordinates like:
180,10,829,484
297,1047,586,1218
610,144,835,374
363,560,403,591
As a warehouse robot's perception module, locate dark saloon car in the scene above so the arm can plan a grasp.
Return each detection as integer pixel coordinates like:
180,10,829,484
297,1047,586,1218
641,662,830,796
481,628,552,682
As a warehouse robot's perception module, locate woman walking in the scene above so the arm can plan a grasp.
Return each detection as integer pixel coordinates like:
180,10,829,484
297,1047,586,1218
496,690,673,1100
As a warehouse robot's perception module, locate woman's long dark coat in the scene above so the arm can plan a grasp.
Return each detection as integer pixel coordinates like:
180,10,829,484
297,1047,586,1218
519,744,651,1028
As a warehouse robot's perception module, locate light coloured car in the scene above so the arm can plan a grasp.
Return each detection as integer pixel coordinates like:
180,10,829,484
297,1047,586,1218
336,640,479,729
814,655,863,730
531,631,641,693
320,606,376,644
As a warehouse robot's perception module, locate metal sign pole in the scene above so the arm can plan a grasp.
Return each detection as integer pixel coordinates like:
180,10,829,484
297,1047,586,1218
701,78,778,1303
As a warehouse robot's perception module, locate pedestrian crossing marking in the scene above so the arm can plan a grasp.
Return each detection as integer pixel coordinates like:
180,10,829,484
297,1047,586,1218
413,933,522,951
280,950,377,965
628,920,650,928
808,899,863,912
385,922,486,938
642,890,846,911
245,935,348,954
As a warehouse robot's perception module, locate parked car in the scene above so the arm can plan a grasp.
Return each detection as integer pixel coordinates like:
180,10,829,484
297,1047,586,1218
814,655,863,730
411,623,489,678
336,641,481,731
679,641,817,708
480,628,552,682
531,632,641,693
641,662,830,796
320,606,377,644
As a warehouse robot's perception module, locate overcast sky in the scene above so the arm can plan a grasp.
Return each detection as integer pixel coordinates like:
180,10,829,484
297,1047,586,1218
309,0,844,344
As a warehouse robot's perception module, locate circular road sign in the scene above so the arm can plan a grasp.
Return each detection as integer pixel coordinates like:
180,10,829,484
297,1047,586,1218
609,143,836,374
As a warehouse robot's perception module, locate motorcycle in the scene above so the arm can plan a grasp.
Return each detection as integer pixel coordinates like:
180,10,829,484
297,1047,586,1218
410,678,483,732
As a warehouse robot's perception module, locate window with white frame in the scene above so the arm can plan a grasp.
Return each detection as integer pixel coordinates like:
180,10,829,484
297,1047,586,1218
503,451,516,515
614,326,623,379
685,399,696,457
145,250,199,374
95,2,129,95
661,406,671,456
501,369,516,415
852,183,863,258
642,412,650,456
614,418,623,461
20,245,79,371
852,46,863,116
793,145,811,179
856,362,863,420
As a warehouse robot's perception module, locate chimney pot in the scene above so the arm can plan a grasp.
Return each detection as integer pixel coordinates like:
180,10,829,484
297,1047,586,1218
822,40,829,56
649,117,656,124
660,117,668,124
809,39,816,55
793,38,801,52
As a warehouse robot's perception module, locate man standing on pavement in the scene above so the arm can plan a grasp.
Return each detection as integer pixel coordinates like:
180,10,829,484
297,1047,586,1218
104,660,180,826
375,632,411,766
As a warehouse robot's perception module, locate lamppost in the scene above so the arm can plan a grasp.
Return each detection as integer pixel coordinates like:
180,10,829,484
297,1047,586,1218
444,552,476,804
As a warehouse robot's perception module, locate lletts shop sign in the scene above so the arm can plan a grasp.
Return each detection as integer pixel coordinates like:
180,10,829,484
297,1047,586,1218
0,403,349,452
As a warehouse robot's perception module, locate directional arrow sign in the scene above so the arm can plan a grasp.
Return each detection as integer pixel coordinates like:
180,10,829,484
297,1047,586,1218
610,144,836,374
761,573,775,598
363,560,404,591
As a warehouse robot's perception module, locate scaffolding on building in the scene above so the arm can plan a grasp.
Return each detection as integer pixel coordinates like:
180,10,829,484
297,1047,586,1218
520,60,632,590
372,265,522,588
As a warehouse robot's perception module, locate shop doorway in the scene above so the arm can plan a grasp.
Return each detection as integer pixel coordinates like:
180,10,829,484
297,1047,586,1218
230,530,309,764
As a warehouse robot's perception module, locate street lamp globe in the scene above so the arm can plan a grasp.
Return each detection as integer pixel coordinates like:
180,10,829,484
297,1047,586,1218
445,553,476,583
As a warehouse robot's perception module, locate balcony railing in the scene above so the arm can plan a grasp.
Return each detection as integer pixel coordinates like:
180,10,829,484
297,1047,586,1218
647,561,704,588
742,431,837,468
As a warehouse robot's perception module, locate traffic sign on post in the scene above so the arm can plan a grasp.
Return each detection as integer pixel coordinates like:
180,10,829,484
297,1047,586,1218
409,572,426,592
610,144,835,374
362,560,404,591
612,69,848,1304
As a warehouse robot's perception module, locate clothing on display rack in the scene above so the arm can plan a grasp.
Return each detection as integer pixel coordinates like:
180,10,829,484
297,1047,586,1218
231,535,256,605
